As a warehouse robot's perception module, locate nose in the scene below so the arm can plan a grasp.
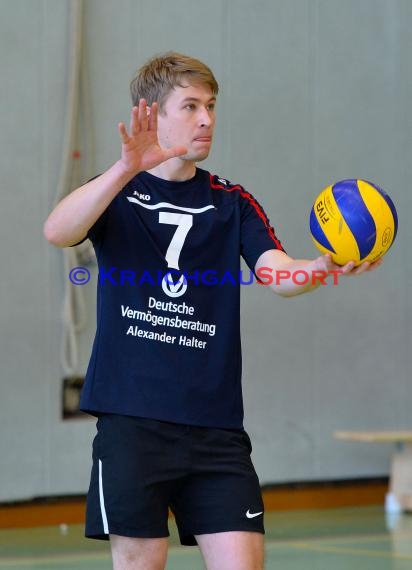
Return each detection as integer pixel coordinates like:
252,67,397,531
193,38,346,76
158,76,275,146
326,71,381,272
198,107,213,128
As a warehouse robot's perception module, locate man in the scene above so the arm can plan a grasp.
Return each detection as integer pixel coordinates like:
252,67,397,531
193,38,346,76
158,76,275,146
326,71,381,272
44,52,379,570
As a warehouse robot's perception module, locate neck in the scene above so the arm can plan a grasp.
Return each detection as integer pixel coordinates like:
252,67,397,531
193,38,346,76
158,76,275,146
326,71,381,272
148,158,197,182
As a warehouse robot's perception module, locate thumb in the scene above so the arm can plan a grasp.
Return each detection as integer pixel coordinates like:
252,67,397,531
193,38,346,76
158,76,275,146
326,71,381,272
163,145,187,160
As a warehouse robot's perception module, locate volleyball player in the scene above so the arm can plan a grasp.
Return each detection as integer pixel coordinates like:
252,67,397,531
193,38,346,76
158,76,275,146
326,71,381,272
44,52,380,570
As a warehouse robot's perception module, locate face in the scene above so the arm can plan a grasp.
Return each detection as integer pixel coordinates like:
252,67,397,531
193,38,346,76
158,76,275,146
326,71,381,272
157,83,216,162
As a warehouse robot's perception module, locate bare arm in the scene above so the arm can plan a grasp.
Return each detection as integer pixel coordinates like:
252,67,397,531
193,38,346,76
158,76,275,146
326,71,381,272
43,100,187,247
255,249,382,297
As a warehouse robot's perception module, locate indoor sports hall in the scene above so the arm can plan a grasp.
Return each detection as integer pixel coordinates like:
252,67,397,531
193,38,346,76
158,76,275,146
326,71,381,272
1,0,411,569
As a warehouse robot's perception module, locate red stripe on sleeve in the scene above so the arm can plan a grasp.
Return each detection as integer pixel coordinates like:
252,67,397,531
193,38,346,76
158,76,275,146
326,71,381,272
240,190,284,250
210,174,284,250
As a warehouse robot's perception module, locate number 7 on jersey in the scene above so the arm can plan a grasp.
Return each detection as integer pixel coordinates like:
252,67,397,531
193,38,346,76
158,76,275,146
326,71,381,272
159,212,193,270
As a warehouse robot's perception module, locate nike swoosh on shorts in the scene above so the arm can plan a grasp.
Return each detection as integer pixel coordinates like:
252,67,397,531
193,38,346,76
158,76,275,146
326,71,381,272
246,509,263,518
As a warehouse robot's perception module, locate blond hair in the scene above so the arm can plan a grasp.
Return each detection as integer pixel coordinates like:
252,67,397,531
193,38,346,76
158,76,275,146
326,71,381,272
130,52,219,113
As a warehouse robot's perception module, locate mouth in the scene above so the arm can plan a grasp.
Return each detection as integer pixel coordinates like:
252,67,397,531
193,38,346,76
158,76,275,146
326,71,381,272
193,137,212,143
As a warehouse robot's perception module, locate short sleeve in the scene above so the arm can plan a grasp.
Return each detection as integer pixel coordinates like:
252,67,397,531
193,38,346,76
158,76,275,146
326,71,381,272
239,187,285,271
69,174,108,245
87,208,108,243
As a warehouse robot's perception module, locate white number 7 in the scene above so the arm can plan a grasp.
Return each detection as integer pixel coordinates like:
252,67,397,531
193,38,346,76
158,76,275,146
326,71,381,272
159,212,193,269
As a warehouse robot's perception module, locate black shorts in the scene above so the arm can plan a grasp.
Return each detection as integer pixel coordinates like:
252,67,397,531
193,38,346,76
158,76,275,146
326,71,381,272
85,414,264,545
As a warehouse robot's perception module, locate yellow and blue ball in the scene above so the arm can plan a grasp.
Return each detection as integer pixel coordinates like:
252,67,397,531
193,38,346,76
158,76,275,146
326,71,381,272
310,179,398,265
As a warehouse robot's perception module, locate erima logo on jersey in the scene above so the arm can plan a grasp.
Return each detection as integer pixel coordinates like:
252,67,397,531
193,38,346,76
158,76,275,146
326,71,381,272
132,190,151,201
217,177,229,186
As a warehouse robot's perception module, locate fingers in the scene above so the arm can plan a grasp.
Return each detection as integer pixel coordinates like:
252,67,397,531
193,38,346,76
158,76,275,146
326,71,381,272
129,102,148,137
355,258,383,274
125,101,148,139
340,260,356,274
123,99,158,139
119,99,157,144
148,101,158,132
138,98,149,131
129,106,139,137
353,261,371,275
118,122,129,144
119,105,140,143
340,257,383,276
370,258,383,270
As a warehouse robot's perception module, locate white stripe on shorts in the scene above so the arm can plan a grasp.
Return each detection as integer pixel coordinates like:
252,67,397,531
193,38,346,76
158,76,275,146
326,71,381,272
98,459,109,534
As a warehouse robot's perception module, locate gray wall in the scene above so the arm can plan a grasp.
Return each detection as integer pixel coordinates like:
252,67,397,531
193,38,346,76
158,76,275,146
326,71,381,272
1,0,410,502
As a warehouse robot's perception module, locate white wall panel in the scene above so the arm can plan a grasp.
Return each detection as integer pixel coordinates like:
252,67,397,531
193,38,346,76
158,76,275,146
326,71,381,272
0,0,410,501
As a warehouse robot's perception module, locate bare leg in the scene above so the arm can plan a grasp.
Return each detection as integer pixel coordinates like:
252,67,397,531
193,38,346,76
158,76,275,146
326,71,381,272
196,531,264,570
110,535,168,570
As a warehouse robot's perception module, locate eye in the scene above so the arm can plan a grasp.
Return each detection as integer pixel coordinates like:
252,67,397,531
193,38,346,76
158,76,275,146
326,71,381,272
207,103,216,111
185,104,196,111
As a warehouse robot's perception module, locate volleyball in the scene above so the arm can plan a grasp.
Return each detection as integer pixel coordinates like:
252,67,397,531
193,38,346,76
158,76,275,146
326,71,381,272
309,179,398,266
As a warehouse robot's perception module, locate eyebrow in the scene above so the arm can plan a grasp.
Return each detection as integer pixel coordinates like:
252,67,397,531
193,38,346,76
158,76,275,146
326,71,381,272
181,96,217,104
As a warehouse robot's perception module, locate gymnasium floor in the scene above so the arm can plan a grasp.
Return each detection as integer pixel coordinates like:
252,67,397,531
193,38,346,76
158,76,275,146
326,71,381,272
1,507,412,569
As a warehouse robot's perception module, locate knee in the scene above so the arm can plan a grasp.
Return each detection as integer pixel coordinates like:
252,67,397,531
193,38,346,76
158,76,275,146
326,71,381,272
110,535,168,570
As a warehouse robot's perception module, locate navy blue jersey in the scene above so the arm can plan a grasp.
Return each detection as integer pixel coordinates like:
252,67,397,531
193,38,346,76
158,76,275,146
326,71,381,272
80,168,284,428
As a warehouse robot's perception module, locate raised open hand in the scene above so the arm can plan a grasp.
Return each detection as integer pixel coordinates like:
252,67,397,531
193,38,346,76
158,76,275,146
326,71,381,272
118,99,187,175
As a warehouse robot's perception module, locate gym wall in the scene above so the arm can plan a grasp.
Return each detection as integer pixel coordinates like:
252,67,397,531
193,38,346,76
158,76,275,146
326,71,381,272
0,0,410,502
